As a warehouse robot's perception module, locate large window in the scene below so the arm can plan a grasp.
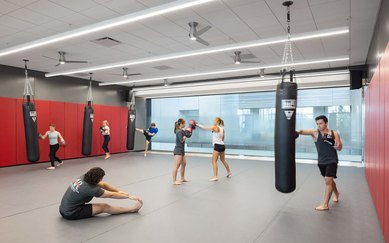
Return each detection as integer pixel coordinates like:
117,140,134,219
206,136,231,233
150,87,363,162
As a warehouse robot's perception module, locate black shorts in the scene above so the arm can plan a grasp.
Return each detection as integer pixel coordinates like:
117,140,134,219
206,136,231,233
143,130,152,141
214,144,225,153
60,204,93,220
318,163,338,178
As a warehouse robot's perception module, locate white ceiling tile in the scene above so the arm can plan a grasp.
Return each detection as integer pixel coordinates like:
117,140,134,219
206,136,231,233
4,0,39,7
0,0,20,14
8,7,54,25
48,0,99,12
0,15,36,30
80,4,120,21
59,13,96,27
100,0,145,14
26,0,76,18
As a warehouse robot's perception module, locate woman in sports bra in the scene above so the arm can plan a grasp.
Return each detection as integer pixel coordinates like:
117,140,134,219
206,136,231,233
39,123,65,170
197,117,232,181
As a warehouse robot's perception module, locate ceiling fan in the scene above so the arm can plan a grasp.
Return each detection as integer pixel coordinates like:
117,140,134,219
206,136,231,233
43,51,88,67
233,51,261,64
110,67,141,79
188,21,212,46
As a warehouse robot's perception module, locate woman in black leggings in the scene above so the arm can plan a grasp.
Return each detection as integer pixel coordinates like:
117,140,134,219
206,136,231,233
100,120,110,159
39,124,65,170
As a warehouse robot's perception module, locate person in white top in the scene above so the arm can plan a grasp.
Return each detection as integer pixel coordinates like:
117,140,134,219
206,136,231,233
39,124,65,170
197,117,232,181
100,120,111,159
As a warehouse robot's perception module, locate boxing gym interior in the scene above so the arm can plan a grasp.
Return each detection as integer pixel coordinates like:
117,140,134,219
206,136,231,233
0,0,388,242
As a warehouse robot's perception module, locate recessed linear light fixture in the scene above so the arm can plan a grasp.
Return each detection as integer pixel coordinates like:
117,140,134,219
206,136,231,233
45,27,348,77
99,56,349,86
0,0,213,57
133,70,350,92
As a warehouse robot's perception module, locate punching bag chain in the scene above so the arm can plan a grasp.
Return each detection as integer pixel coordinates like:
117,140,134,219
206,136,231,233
87,73,94,103
23,59,35,100
281,1,295,80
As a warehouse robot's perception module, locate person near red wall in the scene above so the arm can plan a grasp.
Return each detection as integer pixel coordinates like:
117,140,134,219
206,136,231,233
39,124,66,170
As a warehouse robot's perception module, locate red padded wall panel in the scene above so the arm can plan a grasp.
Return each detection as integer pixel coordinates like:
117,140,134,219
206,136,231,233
120,107,128,152
49,101,65,160
35,100,51,163
377,62,385,227
91,104,102,156
16,99,27,164
64,103,80,159
0,98,17,166
383,44,389,241
77,104,85,157
110,106,121,153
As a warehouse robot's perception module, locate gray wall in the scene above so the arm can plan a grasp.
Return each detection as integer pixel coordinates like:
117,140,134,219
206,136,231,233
0,64,126,106
366,0,389,81
134,97,148,151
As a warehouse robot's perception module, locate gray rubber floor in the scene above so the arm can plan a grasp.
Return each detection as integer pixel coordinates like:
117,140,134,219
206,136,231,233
0,153,384,243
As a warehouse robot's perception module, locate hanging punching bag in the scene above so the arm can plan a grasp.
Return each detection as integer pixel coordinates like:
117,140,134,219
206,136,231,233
82,101,94,156
275,71,297,193
126,98,136,150
23,95,40,162
82,75,94,156
22,60,39,162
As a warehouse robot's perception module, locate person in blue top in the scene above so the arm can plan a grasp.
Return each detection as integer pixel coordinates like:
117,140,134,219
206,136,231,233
136,122,158,157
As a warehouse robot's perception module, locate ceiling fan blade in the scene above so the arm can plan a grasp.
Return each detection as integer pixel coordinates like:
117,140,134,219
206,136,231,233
65,60,88,64
55,63,61,67
196,25,211,36
42,55,59,61
196,37,210,46
241,61,261,64
127,73,141,76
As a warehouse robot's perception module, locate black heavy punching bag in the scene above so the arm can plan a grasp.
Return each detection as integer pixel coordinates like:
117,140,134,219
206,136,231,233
23,95,40,162
22,60,40,162
82,101,94,155
126,94,136,150
82,75,94,156
275,71,297,193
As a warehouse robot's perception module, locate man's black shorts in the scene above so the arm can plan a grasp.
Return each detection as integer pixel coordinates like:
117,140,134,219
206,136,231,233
60,204,93,220
143,130,152,141
318,163,338,179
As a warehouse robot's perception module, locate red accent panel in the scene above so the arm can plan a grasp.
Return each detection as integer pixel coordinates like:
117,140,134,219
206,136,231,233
91,105,102,156
0,98,17,166
16,98,27,164
120,107,128,152
36,100,51,163
383,43,389,241
49,101,65,160
110,107,121,153
64,103,81,159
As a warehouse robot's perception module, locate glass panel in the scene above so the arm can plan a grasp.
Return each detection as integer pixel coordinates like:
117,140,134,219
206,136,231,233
150,87,362,162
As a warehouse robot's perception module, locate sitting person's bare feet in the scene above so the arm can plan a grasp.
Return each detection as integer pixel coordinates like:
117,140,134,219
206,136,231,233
333,192,340,203
226,172,232,178
173,181,182,185
315,205,329,211
210,177,219,181
181,178,189,182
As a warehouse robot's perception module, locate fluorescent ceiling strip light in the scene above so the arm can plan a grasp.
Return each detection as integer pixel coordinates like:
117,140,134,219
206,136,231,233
99,56,349,86
0,0,213,57
46,27,348,77
132,70,350,91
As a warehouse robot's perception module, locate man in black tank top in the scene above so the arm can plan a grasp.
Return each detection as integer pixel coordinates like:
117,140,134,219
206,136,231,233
297,115,343,211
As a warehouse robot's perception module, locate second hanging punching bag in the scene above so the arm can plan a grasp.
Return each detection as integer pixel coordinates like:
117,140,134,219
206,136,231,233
22,60,40,162
126,91,136,150
82,75,94,156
